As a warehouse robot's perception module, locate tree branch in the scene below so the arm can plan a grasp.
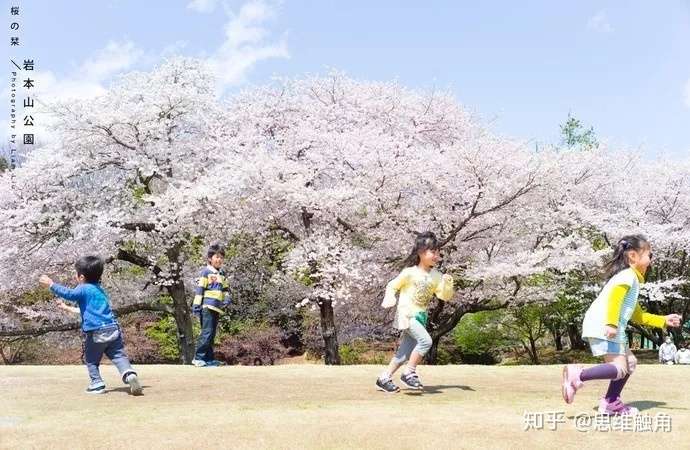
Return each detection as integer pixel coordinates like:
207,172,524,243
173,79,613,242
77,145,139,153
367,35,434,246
109,222,157,232
115,248,162,276
0,302,173,337
94,125,137,151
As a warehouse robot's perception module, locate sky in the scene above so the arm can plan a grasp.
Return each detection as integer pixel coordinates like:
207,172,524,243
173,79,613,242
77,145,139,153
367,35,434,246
4,0,690,159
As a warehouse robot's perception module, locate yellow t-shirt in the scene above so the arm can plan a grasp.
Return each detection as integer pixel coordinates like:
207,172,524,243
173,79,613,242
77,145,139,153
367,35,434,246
381,266,454,330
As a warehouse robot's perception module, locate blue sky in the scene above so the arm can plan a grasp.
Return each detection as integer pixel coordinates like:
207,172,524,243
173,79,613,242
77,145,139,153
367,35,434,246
6,0,690,158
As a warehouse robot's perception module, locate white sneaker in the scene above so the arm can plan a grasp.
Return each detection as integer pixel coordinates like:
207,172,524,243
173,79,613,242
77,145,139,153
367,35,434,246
85,381,106,394
125,373,143,396
192,359,207,367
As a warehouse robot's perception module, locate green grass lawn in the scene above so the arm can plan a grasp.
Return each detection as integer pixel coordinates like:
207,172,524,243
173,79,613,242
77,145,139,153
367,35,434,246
1,364,688,449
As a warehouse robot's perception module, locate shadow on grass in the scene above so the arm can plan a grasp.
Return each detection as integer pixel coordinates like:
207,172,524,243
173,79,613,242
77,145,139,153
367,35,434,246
411,384,475,395
627,400,689,412
107,385,152,395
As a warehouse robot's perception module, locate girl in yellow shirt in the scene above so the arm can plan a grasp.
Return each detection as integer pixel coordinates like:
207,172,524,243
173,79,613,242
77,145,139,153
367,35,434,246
377,232,455,393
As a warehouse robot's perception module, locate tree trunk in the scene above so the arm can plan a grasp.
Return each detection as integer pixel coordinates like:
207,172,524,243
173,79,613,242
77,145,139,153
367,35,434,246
165,244,195,365
529,337,540,364
0,339,26,365
551,327,563,351
167,280,195,364
319,299,341,365
567,324,587,350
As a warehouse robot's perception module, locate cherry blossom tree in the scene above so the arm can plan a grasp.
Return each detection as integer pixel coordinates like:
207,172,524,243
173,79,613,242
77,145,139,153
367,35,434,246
2,59,688,366
219,73,619,363
0,58,253,363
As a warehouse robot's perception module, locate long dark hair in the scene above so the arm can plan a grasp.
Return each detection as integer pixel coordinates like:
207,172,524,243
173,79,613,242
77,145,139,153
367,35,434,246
602,234,650,280
400,232,441,269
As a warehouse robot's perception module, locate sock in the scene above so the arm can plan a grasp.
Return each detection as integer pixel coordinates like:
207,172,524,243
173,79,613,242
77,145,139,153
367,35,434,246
580,363,619,382
379,371,391,381
404,366,416,375
605,374,630,402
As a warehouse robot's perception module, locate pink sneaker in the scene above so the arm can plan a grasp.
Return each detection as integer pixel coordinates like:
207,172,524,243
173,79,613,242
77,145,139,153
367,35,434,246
561,364,584,404
598,397,639,416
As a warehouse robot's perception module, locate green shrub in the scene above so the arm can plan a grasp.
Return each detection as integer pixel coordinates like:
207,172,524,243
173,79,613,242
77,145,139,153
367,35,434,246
454,310,510,364
145,315,200,361
339,340,388,365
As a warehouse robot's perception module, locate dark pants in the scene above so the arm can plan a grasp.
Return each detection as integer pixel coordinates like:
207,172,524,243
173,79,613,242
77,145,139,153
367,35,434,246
194,308,220,362
83,325,136,384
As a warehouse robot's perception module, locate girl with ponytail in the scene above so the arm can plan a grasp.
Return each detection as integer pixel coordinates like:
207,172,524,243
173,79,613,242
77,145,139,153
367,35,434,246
561,235,682,414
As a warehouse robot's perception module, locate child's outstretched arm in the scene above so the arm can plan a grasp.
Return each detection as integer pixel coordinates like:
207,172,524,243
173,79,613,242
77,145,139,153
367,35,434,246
39,275,84,303
630,303,681,329
381,269,409,308
435,274,455,302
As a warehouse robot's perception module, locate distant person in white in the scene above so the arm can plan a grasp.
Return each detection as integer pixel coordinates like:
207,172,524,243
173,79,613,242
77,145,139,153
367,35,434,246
675,344,690,365
658,336,677,364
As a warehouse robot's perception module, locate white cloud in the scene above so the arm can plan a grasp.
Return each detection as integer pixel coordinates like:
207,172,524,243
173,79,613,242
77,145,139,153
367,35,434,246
19,2,285,100
2,0,289,143
684,79,690,109
2,40,143,142
587,11,614,33
187,0,219,13
209,0,289,90
2,40,143,106
79,41,144,81
161,40,189,57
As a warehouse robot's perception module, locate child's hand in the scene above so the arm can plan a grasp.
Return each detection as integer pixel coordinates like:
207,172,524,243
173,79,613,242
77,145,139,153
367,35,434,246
604,325,618,339
39,275,54,288
665,314,682,328
442,274,453,283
